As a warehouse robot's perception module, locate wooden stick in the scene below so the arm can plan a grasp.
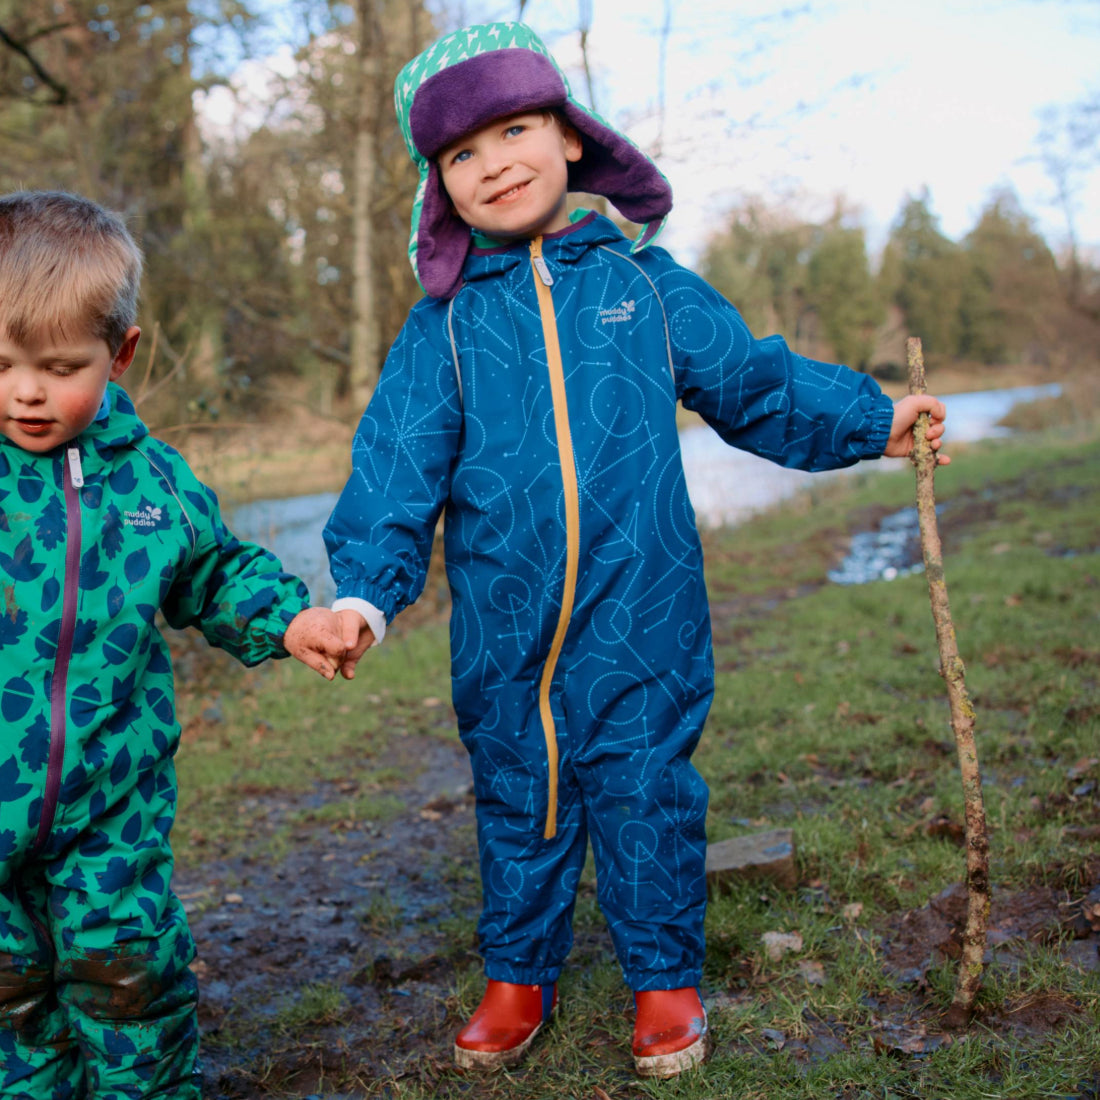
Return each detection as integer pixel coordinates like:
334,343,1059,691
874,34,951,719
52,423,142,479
906,336,990,1027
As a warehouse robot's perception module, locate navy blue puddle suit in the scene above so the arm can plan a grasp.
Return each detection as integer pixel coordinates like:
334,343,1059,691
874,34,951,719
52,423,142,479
325,212,895,990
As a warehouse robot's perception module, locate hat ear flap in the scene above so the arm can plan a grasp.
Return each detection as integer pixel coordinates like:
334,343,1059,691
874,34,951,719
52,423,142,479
415,161,469,299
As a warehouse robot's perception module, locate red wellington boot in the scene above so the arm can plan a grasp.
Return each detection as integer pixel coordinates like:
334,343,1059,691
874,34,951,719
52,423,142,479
454,980,558,1069
632,987,709,1078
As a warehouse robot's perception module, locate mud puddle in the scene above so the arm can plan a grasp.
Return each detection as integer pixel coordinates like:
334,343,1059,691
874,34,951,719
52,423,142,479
175,733,482,1096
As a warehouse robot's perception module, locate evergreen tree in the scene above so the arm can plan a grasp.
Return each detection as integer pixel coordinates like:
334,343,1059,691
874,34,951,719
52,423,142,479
961,188,1064,365
805,219,881,370
880,191,967,359
701,202,815,350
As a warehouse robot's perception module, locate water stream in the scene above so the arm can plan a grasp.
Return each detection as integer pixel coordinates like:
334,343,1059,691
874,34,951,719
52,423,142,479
231,383,1060,600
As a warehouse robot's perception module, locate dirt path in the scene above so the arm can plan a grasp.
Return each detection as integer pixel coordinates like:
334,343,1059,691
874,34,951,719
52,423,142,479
175,723,1100,1099
176,733,481,1096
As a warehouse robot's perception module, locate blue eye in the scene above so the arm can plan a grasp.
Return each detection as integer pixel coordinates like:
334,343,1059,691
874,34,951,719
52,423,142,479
452,149,473,164
505,124,525,137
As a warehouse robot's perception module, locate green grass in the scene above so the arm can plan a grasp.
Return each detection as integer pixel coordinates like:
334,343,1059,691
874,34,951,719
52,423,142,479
172,615,454,858
174,423,1100,1098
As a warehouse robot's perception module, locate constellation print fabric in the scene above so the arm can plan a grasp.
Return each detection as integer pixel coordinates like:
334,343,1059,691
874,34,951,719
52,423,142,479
325,212,894,988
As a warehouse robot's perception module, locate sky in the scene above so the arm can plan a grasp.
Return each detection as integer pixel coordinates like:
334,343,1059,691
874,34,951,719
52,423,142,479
469,0,1100,264
200,0,1100,267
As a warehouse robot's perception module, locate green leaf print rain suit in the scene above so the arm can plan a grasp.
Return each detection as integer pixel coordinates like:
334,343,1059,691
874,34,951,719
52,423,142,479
0,383,310,1099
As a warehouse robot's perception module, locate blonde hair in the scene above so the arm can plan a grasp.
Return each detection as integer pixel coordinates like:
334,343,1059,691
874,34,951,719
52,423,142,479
0,190,143,354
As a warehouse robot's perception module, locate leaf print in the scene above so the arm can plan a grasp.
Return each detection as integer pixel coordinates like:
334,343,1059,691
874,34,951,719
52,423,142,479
78,828,111,858
78,906,112,934
1,674,34,722
110,748,133,790
0,604,28,650
60,764,94,808
0,829,18,861
107,584,126,619
142,868,166,895
72,618,99,655
80,544,110,591
103,624,139,667
102,1028,138,1057
16,465,45,503
35,495,66,551
124,548,151,585
84,737,109,771
58,866,87,894
147,689,174,725
18,714,50,770
110,671,138,706
109,464,137,494
0,536,46,582
40,576,60,612
184,488,213,517
70,682,103,729
102,505,125,559
34,620,59,662
0,756,33,801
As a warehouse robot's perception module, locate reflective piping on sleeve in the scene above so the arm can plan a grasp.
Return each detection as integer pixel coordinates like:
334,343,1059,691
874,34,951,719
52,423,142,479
530,236,580,840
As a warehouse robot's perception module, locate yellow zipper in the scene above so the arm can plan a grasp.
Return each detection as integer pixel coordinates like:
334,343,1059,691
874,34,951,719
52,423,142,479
530,237,580,840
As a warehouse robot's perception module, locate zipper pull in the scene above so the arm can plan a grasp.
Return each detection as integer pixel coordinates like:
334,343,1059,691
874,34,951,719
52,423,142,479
530,238,553,286
66,445,85,488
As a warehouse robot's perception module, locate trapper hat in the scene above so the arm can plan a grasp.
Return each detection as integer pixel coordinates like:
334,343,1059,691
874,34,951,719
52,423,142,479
394,21,673,299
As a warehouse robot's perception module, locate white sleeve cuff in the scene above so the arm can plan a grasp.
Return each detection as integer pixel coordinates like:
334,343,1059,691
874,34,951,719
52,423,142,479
331,597,387,647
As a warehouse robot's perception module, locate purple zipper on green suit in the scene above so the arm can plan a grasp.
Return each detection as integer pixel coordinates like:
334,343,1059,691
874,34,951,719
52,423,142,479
33,445,84,853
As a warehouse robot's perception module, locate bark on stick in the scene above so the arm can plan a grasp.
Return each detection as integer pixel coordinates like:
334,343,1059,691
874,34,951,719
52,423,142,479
907,336,990,1027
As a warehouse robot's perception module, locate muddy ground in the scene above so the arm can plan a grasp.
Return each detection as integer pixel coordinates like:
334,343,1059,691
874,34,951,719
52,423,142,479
172,694,1100,1098
175,729,482,1096
171,482,1100,1099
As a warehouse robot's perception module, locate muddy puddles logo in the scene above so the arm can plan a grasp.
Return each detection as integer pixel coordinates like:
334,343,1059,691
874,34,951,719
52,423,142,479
124,503,168,530
599,299,636,324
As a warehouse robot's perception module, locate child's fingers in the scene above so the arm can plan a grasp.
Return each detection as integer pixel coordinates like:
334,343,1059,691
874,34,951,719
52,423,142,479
336,608,367,649
300,648,337,680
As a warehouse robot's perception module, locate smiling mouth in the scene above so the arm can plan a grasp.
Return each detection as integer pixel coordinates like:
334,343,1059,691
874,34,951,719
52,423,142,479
487,181,530,205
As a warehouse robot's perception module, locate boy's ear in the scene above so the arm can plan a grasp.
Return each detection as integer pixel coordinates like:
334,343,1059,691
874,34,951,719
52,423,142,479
562,123,583,164
109,326,141,381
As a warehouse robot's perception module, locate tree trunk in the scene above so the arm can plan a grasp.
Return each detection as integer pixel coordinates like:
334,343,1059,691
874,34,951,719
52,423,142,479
350,0,382,408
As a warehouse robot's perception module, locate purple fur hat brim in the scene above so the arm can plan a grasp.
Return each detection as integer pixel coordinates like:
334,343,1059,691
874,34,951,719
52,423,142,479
409,49,672,298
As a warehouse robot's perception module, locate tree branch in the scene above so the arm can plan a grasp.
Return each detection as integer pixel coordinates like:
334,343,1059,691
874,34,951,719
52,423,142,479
0,22,70,105
907,336,990,1029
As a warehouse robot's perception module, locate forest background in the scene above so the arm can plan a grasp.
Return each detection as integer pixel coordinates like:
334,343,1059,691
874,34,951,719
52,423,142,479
3,6,1099,1095
2,0,1099,493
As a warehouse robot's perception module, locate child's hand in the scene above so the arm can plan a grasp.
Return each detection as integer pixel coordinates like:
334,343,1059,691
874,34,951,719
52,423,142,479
885,395,949,465
336,608,376,681
283,607,348,681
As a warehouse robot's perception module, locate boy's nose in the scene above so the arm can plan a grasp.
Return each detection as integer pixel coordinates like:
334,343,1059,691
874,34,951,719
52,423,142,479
11,369,46,403
481,145,513,178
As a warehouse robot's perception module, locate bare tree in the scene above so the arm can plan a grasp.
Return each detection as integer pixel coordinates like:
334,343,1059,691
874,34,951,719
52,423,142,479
350,0,383,407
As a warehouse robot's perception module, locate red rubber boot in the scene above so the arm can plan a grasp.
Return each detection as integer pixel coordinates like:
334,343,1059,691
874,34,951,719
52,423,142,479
632,987,709,1077
454,980,558,1069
